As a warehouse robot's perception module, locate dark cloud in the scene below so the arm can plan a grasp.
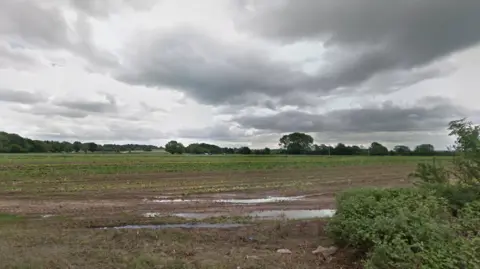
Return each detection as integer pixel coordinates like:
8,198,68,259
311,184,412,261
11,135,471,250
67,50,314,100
235,0,480,92
117,19,455,108
234,97,470,134
117,26,314,105
0,88,46,104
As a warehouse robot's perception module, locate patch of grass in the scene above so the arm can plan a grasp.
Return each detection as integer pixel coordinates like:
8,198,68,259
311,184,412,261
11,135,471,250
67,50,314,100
0,213,22,222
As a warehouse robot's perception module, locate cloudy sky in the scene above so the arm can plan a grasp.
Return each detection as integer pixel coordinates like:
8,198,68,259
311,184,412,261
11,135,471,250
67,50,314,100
1,0,479,149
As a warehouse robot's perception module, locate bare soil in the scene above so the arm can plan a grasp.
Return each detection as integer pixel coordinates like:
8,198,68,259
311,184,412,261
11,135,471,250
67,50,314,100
0,163,415,268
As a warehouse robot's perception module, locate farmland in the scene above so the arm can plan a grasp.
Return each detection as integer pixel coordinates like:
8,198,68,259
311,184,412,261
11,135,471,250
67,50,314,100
0,154,446,268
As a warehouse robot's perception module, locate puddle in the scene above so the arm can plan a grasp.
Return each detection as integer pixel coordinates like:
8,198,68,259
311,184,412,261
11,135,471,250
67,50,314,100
150,199,202,203
143,212,228,219
213,196,305,204
143,209,336,220
170,212,226,219
248,209,336,219
149,195,305,204
102,223,248,230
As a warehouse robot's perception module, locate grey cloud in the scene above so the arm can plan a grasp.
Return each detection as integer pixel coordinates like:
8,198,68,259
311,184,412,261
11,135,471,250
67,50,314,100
0,42,39,69
12,104,89,119
117,23,455,108
234,97,470,134
236,0,480,92
118,26,313,105
0,88,46,104
54,94,118,113
0,1,70,49
33,121,168,142
69,0,157,17
177,123,249,141
0,1,117,68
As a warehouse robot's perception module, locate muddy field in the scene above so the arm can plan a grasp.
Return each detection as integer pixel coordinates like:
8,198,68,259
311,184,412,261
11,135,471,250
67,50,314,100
0,154,438,268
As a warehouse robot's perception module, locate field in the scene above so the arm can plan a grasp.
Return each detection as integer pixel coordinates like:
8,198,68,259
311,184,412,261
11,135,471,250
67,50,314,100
0,154,446,268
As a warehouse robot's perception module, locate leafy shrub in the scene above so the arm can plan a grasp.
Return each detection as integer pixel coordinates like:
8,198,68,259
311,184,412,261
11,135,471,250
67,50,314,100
456,200,480,236
409,159,450,185
365,235,480,269
326,187,479,268
423,183,480,216
327,119,480,268
326,188,452,251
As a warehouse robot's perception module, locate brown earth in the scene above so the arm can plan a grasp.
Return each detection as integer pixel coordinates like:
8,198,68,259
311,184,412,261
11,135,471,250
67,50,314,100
0,164,414,216
0,164,416,268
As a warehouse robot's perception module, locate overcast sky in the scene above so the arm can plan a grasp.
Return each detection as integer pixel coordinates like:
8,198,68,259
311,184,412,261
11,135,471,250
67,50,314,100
0,0,479,149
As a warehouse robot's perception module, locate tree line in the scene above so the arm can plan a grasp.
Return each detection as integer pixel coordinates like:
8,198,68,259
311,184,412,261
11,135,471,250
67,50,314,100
164,132,452,156
0,131,158,153
0,130,451,156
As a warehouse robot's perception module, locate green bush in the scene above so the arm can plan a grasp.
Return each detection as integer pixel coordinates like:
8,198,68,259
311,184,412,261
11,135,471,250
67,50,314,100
326,187,479,269
456,200,480,236
424,183,480,216
326,188,452,251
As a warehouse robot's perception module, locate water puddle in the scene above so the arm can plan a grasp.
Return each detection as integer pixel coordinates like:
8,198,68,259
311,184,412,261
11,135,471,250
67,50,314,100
101,223,247,230
149,195,305,204
213,196,305,204
248,209,336,219
150,199,202,203
143,209,336,220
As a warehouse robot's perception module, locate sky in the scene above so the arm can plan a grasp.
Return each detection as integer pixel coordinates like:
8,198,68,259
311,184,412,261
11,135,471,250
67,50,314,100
0,0,479,150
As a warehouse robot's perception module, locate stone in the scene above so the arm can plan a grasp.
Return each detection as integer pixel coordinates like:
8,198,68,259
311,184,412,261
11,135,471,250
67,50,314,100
312,246,338,259
276,249,292,254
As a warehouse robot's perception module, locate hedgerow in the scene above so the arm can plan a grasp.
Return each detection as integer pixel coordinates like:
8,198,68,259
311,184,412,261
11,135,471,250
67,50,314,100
326,118,480,268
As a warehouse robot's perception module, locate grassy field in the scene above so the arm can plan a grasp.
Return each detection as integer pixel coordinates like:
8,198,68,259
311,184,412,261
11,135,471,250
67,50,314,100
0,154,443,268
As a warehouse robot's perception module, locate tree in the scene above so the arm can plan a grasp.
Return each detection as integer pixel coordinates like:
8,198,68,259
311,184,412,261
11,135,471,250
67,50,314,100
279,132,314,154
73,141,82,153
9,144,24,153
238,146,252,154
447,118,480,184
394,145,411,155
332,143,353,155
87,142,98,153
165,140,185,154
414,144,435,156
369,142,389,156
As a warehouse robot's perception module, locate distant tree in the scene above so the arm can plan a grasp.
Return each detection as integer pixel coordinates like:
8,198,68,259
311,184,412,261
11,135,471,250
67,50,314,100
264,147,271,155
369,142,389,156
413,144,435,156
165,140,185,154
9,144,24,153
332,143,353,155
87,142,98,153
73,141,82,153
238,146,252,155
394,145,411,155
279,132,314,154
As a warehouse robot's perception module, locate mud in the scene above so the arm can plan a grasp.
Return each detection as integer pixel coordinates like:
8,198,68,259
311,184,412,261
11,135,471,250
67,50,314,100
101,223,249,229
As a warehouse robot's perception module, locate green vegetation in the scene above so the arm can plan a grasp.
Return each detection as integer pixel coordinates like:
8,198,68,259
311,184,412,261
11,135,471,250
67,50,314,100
0,131,159,153
0,154,446,180
0,213,22,223
326,118,480,268
1,128,453,156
